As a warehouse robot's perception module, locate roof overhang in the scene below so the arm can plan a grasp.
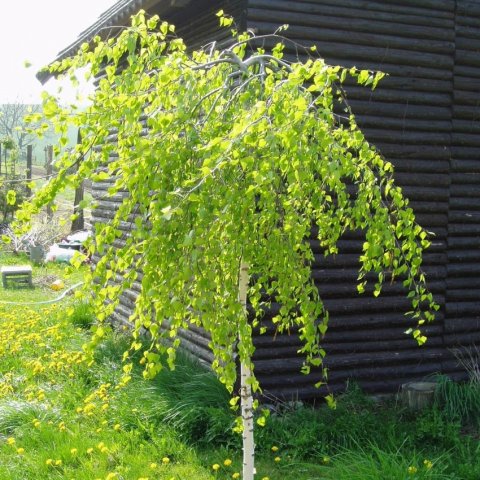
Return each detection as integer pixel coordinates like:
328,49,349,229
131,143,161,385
37,0,193,84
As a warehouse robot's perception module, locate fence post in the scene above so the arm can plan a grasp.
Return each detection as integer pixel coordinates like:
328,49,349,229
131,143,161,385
26,145,33,197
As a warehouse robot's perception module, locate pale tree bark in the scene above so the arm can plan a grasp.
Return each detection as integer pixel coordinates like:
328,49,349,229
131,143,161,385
238,260,255,480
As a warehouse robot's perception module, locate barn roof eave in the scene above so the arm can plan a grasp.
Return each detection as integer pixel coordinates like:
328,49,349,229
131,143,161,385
37,0,188,84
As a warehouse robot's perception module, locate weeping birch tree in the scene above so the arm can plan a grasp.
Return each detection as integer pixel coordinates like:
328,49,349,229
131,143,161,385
17,11,438,480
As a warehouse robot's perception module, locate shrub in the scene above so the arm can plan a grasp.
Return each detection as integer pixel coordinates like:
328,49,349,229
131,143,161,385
0,177,26,222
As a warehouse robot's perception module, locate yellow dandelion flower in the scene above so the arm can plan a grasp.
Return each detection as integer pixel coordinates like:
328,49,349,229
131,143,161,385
55,459,62,466
106,473,118,480
46,459,53,466
87,448,94,454
33,420,41,428
6,437,15,445
97,442,105,450
274,456,281,463
162,457,170,464
408,466,418,475
212,464,220,471
224,459,232,467
96,428,102,433
101,446,109,454
322,456,330,464
150,463,158,469
70,448,78,455
423,459,433,470
232,474,240,479
262,477,270,480
271,446,279,452
113,423,121,431
16,448,25,455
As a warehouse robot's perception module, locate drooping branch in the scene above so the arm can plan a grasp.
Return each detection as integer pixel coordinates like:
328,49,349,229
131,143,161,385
16,11,438,404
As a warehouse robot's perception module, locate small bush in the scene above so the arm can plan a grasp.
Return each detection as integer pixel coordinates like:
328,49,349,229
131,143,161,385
0,177,26,222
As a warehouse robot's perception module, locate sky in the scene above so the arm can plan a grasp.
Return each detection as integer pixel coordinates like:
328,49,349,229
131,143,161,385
1,0,118,104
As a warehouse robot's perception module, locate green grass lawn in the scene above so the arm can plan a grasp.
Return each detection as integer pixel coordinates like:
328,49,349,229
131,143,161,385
0,251,479,479
0,252,324,480
0,304,324,480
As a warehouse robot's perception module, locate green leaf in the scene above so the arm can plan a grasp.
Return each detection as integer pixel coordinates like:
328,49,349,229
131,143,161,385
358,70,370,84
161,206,173,220
325,394,337,410
6,190,16,206
256,416,266,427
93,171,110,181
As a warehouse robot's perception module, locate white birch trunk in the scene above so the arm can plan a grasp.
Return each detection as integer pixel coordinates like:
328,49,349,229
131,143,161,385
238,260,255,480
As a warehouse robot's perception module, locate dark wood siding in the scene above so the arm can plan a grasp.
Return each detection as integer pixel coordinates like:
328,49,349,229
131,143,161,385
89,0,480,400
246,0,461,399
444,0,480,377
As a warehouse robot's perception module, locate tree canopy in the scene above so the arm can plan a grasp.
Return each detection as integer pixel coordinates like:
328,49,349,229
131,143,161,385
17,11,438,394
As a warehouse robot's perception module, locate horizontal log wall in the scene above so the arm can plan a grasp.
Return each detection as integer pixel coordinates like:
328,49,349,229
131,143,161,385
89,0,480,400
445,1,480,364
243,0,469,400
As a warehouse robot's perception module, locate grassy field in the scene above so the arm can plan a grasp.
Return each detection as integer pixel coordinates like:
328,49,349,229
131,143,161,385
0,252,479,479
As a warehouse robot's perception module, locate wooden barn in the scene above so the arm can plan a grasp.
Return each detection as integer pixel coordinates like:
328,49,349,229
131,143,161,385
45,0,480,399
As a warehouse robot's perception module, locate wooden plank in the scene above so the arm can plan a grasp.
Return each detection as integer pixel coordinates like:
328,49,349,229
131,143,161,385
348,100,451,119
251,32,454,69
447,263,480,276
249,0,454,28
249,0,455,17
457,0,480,17
248,9,455,51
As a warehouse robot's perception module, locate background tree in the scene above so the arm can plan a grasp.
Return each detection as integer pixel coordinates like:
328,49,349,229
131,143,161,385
0,103,44,153
0,102,51,179
17,12,438,479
